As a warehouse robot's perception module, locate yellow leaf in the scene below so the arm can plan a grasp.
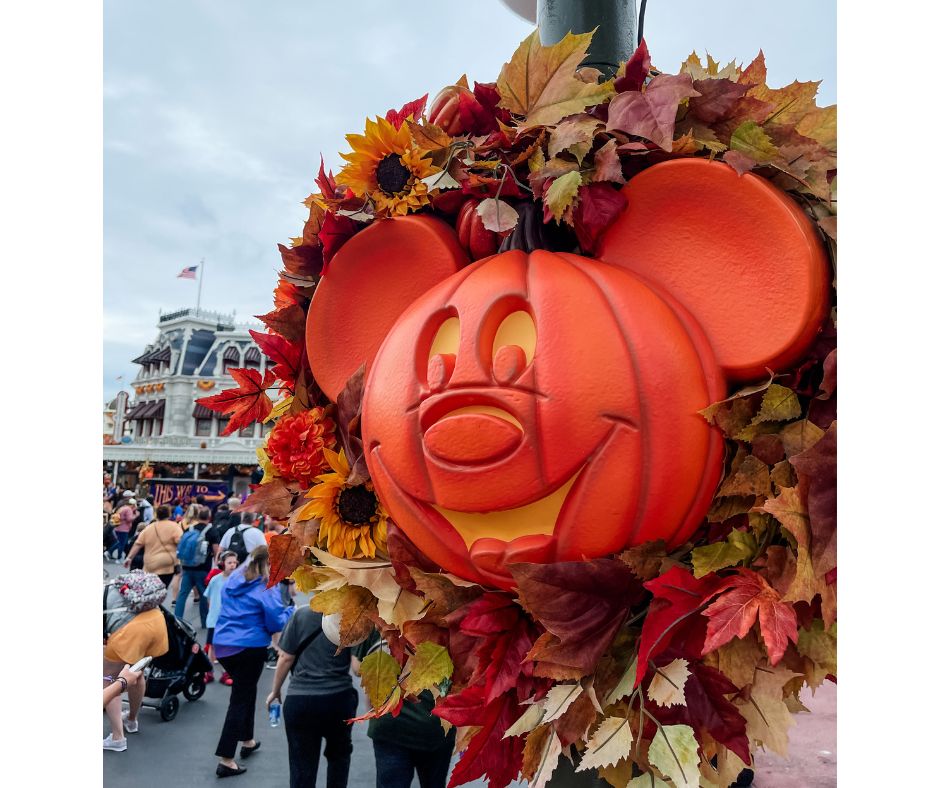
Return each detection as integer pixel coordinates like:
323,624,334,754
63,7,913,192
738,664,801,756
752,383,802,424
714,632,764,689
309,584,376,646
541,682,583,722
730,121,779,163
647,724,700,788
796,105,837,151
497,30,614,127
402,642,453,695
692,530,757,577
504,701,547,738
648,658,691,708
265,395,294,423
576,716,634,772
750,79,821,128
547,114,602,163
359,649,401,709
605,658,637,705
544,170,582,221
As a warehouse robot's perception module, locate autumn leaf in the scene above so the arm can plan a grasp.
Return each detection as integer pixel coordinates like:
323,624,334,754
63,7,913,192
636,568,728,686
547,114,601,162
235,478,297,519
749,78,821,128
309,584,377,646
267,531,305,587
738,663,800,756
385,93,428,129
606,73,700,151
648,658,691,708
512,559,646,678
723,150,757,176
702,569,798,665
576,715,634,772
335,365,368,485
525,728,563,788
626,775,670,788
692,530,757,578
571,182,628,253
497,30,614,127
504,701,547,738
256,303,307,344
197,368,276,435
544,170,582,221
618,540,669,581
401,641,453,696
614,38,650,92
589,138,626,184
605,658,637,706
647,724,700,788
319,211,358,270
359,649,401,709
476,197,520,232
797,620,837,677
408,567,482,619
752,383,802,424
730,120,779,163
716,455,772,499
779,419,825,458
790,422,836,579
248,329,305,391
688,78,750,123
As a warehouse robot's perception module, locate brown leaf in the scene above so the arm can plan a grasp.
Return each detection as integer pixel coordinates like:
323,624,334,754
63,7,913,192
618,540,668,581
409,567,482,620
256,303,307,344
606,73,700,151
335,365,368,485
267,532,305,587
689,78,750,123
790,422,836,578
236,478,298,519
717,455,772,499
310,585,378,646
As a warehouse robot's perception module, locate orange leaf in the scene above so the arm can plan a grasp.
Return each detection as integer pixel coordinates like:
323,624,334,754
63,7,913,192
267,531,305,587
197,368,276,435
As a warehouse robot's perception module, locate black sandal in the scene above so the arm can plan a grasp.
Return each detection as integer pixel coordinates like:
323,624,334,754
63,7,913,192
239,741,261,759
215,764,247,778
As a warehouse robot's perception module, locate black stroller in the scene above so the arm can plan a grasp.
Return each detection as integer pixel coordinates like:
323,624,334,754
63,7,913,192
139,606,213,721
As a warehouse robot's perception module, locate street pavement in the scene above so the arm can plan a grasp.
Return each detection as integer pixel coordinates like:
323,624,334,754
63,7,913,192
103,560,835,787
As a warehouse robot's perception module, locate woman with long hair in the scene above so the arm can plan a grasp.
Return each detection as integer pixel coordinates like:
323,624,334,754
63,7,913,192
211,545,291,778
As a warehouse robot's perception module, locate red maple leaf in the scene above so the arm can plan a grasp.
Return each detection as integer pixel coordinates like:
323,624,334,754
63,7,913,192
278,242,323,280
315,156,339,199
635,567,729,686
614,37,650,92
267,532,304,588
385,94,428,129
235,479,297,519
197,368,275,435
248,329,305,391
702,568,798,665
319,211,359,271
256,303,307,343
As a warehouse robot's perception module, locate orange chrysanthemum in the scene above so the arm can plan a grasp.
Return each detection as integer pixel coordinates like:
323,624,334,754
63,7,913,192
265,407,337,488
295,448,388,560
337,116,438,218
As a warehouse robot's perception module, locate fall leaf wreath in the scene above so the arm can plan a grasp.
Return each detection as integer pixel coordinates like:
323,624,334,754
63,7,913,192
199,31,836,788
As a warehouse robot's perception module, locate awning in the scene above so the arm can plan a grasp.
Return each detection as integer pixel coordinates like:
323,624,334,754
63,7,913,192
131,400,165,420
147,400,165,419
223,346,240,361
192,403,215,419
244,346,261,363
126,402,149,420
152,346,171,363
131,349,155,365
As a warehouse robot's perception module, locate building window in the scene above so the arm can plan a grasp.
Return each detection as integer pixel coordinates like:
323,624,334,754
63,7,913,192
140,419,151,438
153,419,163,437
217,416,231,435
239,424,256,438
195,418,212,437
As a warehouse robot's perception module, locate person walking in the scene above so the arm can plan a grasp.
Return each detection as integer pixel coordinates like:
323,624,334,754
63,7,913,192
220,512,266,564
265,607,357,788
112,496,137,560
174,506,221,628
212,545,291,778
123,505,182,586
205,550,239,684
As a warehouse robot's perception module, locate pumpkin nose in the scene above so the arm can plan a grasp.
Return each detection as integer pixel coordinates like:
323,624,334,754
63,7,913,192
424,408,522,465
428,353,455,391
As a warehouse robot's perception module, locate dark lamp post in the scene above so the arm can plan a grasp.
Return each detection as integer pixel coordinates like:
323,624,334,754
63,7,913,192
537,0,638,77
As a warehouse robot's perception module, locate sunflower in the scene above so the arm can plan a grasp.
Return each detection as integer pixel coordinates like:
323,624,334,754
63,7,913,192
296,447,389,559
337,116,438,217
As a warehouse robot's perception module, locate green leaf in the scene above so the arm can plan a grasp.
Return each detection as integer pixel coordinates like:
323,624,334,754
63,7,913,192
752,383,802,424
692,530,758,577
730,120,779,163
797,620,837,676
647,724,700,788
544,170,582,221
402,642,453,695
359,650,401,710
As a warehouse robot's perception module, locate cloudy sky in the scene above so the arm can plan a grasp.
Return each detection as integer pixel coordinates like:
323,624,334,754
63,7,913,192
103,0,836,402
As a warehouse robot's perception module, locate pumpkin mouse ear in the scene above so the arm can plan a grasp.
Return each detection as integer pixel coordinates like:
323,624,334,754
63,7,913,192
596,159,830,381
306,215,468,401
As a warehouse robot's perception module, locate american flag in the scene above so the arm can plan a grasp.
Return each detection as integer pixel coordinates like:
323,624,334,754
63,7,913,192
177,265,199,280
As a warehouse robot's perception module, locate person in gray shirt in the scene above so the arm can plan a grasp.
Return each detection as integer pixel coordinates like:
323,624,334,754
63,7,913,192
266,606,357,788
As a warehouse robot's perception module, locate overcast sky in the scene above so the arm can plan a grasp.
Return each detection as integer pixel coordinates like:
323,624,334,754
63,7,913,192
103,0,836,403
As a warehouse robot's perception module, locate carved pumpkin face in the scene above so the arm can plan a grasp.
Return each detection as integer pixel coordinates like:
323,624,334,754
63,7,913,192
307,159,830,588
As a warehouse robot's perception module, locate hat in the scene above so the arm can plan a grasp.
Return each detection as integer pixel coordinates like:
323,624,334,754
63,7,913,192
122,490,134,497
128,498,137,505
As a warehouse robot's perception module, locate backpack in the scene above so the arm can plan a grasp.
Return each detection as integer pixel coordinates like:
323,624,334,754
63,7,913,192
227,525,250,563
177,526,210,567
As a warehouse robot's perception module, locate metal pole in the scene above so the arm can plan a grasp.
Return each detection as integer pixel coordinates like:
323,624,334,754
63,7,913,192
196,257,205,315
537,0,637,78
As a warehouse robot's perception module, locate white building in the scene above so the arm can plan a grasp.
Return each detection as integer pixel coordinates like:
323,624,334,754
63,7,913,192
102,307,270,491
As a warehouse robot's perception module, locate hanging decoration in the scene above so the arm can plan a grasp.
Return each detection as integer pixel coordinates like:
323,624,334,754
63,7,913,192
199,31,836,788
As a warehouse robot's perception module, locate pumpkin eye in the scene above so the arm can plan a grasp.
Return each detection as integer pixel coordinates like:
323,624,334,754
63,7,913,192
427,316,460,391
492,310,536,383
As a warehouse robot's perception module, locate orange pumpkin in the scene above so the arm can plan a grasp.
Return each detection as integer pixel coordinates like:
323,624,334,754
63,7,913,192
308,159,830,588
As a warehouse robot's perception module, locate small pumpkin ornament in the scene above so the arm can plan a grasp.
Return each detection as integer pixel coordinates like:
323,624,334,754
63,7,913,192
307,159,830,588
456,198,502,260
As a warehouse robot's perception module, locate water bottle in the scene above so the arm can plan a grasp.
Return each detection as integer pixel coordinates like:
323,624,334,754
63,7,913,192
268,700,281,727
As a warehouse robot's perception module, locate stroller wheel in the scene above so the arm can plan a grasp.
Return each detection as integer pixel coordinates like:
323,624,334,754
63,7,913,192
183,675,206,701
159,695,179,722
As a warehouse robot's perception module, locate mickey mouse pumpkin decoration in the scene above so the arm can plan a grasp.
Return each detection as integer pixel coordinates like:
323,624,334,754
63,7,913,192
307,158,829,588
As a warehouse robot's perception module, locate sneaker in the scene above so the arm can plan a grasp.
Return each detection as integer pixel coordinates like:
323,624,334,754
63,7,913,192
221,672,233,686
103,734,127,752
204,672,215,684
122,710,139,733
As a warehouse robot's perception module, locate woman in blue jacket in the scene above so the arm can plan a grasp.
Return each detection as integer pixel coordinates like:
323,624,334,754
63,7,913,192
212,545,291,778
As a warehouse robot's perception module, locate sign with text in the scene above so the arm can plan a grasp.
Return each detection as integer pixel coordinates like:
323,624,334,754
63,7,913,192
149,480,229,509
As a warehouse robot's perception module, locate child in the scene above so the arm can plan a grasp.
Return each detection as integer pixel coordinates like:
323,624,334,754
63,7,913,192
203,550,238,684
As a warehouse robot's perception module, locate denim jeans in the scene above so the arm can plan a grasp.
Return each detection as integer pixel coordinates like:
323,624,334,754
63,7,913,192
111,530,129,559
372,739,452,788
175,567,208,627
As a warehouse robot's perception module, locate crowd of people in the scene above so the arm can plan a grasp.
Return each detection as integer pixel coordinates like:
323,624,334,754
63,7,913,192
102,481,456,787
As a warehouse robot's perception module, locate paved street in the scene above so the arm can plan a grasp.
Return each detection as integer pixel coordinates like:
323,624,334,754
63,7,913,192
103,562,834,787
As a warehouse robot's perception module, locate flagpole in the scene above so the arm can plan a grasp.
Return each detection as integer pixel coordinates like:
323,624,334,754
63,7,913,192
196,257,205,315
